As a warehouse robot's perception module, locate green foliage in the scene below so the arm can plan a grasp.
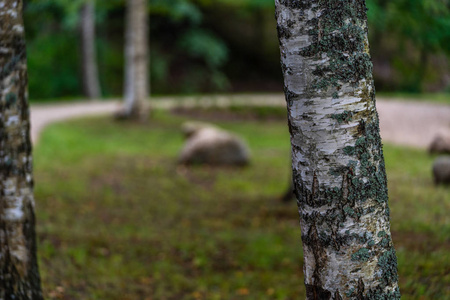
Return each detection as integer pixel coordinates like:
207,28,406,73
151,0,203,25
178,29,228,68
367,0,450,92
24,0,86,99
23,0,450,98
24,0,231,99
33,104,449,299
368,0,450,54
26,33,81,99
149,0,230,93
26,0,85,29
208,0,274,9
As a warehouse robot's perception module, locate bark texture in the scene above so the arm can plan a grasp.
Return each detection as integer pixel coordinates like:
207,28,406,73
0,0,43,298
80,0,101,100
121,0,149,120
275,1,400,299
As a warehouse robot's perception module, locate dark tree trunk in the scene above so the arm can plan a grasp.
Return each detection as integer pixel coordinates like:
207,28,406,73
0,0,43,298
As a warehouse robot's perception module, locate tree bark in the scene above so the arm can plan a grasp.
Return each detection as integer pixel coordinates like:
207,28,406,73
281,175,295,202
275,1,400,299
80,0,101,100
0,0,43,298
119,0,149,120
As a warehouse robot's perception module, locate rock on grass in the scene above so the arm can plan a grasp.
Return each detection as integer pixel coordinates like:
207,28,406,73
179,121,250,166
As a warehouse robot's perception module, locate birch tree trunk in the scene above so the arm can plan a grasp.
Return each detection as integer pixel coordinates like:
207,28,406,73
80,0,101,100
0,0,43,298
275,1,400,299
119,0,149,120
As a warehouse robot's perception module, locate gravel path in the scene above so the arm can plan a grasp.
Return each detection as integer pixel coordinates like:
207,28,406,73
376,98,450,149
30,100,120,143
30,95,450,149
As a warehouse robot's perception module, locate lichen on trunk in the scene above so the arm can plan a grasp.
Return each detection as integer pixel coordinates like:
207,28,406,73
0,0,43,298
275,0,400,298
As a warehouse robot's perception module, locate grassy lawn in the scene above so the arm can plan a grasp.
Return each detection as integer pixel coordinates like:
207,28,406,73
33,108,449,299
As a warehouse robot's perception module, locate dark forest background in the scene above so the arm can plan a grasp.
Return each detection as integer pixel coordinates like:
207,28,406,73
24,0,450,100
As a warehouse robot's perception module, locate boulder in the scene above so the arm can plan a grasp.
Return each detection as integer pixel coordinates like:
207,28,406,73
179,122,250,166
429,133,450,154
432,156,450,185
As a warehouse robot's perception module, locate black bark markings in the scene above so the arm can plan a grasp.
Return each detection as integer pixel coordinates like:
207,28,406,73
306,284,332,300
333,290,343,300
311,171,319,205
277,24,292,40
283,87,300,106
279,0,314,10
331,111,354,123
0,51,26,79
356,278,365,299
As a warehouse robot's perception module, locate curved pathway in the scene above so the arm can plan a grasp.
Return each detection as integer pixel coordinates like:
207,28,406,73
30,95,450,149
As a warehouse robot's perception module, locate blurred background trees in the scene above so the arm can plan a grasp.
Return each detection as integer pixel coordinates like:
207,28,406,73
23,0,450,100
367,0,450,92
119,0,149,120
78,0,101,99
80,0,101,99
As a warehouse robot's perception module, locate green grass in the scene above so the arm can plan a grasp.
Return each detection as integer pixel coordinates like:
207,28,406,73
33,109,449,299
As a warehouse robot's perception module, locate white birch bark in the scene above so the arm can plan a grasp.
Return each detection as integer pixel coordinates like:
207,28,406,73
120,0,149,120
80,0,101,100
275,1,400,299
0,0,43,298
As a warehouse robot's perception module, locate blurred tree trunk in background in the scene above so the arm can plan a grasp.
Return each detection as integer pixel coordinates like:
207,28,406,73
0,0,43,298
80,0,101,100
118,0,149,120
275,1,400,299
